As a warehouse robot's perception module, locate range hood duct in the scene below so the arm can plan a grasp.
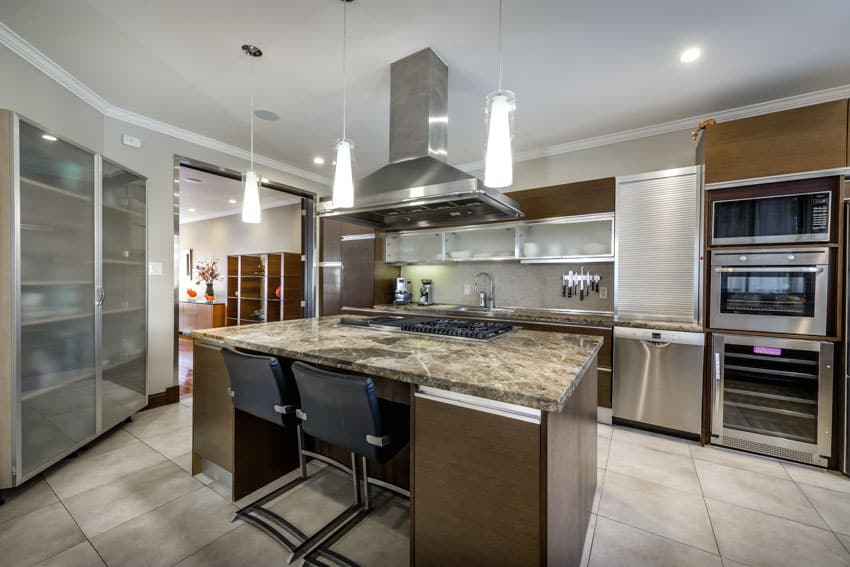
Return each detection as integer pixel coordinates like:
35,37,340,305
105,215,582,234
318,48,523,230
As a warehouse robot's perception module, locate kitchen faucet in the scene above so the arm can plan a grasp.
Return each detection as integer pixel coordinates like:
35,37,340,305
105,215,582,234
473,272,495,309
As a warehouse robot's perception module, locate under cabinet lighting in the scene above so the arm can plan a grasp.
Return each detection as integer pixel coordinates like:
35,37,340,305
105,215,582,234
313,156,325,165
41,134,58,142
228,199,237,204
679,47,701,63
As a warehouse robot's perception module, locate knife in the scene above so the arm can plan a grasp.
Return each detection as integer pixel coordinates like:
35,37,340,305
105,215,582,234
579,267,585,300
561,273,567,297
593,274,600,292
567,270,574,298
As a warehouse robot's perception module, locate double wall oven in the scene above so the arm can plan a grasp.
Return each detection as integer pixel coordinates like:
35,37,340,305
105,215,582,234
709,181,837,466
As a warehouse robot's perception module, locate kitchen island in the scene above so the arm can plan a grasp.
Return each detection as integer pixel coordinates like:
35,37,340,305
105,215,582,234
192,316,601,566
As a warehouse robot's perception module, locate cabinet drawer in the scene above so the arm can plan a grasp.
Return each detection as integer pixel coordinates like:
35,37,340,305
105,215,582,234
705,100,849,184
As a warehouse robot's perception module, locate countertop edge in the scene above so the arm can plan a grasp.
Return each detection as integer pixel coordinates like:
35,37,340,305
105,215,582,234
357,305,615,329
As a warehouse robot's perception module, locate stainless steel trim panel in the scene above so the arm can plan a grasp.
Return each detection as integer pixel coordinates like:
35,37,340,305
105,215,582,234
340,233,376,241
11,112,21,484
615,166,701,323
94,154,103,433
415,386,541,424
709,248,829,336
705,167,850,191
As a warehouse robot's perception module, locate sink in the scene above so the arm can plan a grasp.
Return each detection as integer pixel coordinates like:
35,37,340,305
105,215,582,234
454,306,494,313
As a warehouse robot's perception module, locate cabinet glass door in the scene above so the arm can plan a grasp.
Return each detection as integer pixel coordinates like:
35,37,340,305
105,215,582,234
18,120,96,478
445,225,516,261
101,159,147,429
517,216,614,260
386,231,444,264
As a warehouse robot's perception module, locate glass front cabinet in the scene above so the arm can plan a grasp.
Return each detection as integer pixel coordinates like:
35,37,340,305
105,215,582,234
517,214,614,262
0,111,147,487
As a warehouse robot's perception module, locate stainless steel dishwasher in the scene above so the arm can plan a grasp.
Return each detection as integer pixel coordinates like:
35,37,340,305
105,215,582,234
613,326,705,436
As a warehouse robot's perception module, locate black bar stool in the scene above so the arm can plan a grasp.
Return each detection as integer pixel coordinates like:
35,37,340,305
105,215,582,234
290,361,410,565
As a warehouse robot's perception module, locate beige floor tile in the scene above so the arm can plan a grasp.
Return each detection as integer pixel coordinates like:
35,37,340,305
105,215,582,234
598,470,717,553
695,460,826,529
64,460,203,538
597,423,613,439
322,492,410,566
612,426,693,457
81,428,139,458
722,560,751,567
265,468,356,536
125,404,192,441
174,524,287,567
597,435,611,469
0,502,85,567
172,452,193,473
837,533,850,555
140,426,193,460
784,463,850,495
45,438,166,500
0,476,58,526
589,516,722,567
799,484,850,536
34,541,105,567
706,498,850,567
91,487,239,567
691,445,790,480
580,513,597,567
608,439,701,494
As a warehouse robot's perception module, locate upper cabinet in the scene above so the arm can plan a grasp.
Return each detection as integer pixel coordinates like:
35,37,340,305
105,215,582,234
517,214,614,262
386,231,443,264
704,100,849,185
445,225,516,261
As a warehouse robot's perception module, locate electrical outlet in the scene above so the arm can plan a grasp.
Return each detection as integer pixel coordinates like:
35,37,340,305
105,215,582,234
599,286,608,299
463,283,472,296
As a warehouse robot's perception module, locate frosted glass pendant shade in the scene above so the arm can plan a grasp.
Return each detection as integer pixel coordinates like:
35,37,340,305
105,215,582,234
241,169,262,223
332,138,355,208
483,90,515,189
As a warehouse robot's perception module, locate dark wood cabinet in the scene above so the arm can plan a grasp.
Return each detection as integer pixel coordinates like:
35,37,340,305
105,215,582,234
704,100,849,184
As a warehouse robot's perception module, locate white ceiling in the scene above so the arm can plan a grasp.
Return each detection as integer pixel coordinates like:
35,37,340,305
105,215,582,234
2,1,850,183
178,167,301,224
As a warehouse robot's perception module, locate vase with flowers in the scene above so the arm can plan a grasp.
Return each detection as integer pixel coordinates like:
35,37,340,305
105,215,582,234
194,258,221,303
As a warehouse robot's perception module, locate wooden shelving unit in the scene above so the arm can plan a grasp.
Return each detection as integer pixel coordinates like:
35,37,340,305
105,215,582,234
226,252,304,326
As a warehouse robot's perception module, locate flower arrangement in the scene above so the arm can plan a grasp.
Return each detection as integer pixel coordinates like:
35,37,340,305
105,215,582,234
194,258,221,284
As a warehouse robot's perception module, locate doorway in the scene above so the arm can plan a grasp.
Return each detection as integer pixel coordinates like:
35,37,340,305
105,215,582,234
172,157,316,400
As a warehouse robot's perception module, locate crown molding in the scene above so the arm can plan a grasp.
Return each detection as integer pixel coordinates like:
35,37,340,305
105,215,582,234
4,19,849,183
455,83,850,172
0,20,329,186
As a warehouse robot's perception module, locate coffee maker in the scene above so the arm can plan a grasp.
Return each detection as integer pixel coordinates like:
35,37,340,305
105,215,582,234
394,277,411,305
419,279,434,305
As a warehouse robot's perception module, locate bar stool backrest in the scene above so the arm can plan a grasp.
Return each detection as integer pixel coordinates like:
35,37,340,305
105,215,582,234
291,362,385,461
221,348,296,427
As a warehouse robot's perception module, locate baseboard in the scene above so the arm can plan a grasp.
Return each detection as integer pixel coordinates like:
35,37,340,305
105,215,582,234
597,406,613,425
143,385,180,411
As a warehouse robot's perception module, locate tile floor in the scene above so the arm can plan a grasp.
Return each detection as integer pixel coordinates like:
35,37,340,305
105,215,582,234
2,402,850,566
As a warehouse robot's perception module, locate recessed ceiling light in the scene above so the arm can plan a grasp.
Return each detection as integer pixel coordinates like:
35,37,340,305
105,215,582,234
184,177,202,184
228,199,237,204
679,47,701,64
313,156,325,165
173,192,179,197
188,208,196,213
255,109,280,121
41,134,58,141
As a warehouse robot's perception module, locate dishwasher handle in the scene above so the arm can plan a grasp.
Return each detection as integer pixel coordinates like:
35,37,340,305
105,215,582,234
642,340,672,349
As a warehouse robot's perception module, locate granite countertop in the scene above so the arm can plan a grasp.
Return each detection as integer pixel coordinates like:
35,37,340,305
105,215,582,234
615,319,704,333
193,316,603,413
370,304,614,328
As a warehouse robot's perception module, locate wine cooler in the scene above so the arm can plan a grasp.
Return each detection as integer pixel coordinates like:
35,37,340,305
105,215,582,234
711,334,833,466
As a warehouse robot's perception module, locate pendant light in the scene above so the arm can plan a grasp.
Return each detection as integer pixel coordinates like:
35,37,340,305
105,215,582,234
241,44,263,223
332,0,355,208
483,0,515,189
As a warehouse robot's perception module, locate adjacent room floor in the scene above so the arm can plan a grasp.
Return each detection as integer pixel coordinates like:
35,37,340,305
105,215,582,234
2,402,850,567
178,336,193,399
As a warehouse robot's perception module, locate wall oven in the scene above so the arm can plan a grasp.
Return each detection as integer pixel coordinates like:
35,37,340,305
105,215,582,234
711,334,833,467
710,248,829,336
711,191,831,246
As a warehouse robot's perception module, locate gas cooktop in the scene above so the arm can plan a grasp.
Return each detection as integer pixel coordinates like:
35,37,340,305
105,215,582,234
340,315,515,342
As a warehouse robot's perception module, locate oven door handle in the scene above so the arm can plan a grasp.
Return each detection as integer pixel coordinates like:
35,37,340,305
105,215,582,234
713,267,824,273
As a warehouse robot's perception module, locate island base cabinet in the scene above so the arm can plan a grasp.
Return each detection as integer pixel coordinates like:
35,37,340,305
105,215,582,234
413,363,597,566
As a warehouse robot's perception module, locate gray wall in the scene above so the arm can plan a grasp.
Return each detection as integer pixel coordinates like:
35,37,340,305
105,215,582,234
180,203,302,298
0,43,324,395
401,262,614,312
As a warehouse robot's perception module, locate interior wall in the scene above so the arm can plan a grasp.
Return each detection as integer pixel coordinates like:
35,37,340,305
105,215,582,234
0,43,325,396
179,203,302,298
401,262,614,312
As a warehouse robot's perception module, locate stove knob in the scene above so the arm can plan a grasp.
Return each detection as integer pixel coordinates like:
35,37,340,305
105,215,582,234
739,256,747,262
787,254,795,261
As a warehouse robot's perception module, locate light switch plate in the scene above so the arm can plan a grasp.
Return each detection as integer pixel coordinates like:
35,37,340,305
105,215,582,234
463,284,472,296
599,286,608,299
148,262,163,276
122,134,142,148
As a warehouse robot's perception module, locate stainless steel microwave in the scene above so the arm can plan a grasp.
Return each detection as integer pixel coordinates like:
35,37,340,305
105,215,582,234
711,191,831,246
710,248,830,336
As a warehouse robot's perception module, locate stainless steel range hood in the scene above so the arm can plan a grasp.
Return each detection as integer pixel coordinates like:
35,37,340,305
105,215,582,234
318,48,523,230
